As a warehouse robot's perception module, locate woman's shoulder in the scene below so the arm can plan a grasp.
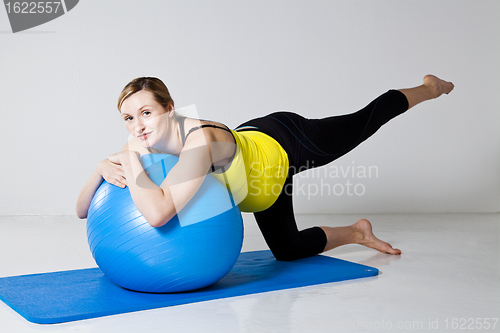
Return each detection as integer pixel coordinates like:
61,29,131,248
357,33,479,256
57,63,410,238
182,117,232,142
181,117,236,165
182,117,229,130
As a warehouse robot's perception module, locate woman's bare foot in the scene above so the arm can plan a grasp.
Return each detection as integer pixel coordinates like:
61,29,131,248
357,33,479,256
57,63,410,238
320,219,401,254
352,219,401,255
423,74,455,99
398,75,454,109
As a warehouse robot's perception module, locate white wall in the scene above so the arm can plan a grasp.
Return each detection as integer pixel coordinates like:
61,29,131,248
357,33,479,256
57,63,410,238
0,0,498,215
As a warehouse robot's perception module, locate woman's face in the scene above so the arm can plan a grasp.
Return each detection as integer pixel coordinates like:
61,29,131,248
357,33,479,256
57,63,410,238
120,90,172,149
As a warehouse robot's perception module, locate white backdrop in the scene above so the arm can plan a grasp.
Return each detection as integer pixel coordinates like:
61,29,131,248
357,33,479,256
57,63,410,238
0,0,498,215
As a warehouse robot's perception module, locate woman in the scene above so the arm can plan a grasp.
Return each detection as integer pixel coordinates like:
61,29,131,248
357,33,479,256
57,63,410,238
76,75,454,261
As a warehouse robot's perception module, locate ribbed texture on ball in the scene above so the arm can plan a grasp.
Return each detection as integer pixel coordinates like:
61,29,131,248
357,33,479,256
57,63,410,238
86,154,244,293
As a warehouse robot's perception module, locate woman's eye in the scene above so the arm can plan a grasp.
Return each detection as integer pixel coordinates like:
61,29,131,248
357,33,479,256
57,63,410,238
124,116,132,121
143,111,151,116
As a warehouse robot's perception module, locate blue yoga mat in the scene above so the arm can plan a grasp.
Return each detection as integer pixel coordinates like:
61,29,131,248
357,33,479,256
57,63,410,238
0,250,378,324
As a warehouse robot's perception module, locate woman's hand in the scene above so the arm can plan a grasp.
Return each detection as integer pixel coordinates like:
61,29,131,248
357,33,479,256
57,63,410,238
98,158,127,188
99,151,140,188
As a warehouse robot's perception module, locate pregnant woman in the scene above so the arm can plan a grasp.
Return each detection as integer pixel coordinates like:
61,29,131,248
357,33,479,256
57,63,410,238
76,75,454,261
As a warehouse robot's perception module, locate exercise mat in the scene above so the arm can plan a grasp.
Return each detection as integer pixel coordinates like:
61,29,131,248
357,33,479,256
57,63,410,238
0,250,378,324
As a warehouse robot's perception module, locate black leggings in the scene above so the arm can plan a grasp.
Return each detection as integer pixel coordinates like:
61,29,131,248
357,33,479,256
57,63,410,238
235,90,409,261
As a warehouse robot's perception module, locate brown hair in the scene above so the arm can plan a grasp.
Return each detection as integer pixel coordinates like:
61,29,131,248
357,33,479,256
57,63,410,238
117,77,174,111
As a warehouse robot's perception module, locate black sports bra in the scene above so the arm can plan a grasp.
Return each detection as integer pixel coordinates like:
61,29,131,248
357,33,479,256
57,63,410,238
178,116,235,173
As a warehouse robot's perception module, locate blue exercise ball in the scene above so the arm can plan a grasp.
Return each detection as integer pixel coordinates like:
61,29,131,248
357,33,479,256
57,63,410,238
86,153,244,293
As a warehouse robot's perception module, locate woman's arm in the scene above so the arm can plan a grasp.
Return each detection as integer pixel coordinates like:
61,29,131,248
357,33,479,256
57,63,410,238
116,130,215,228
75,137,163,220
75,157,129,219
75,164,104,219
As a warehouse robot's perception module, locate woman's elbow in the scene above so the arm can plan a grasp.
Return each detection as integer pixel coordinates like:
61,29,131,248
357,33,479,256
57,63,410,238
76,209,87,219
147,220,164,228
75,204,88,219
147,217,169,228
147,208,176,228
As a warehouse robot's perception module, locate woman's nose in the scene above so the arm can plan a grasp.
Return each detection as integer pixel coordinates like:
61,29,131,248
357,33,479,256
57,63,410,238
134,120,146,133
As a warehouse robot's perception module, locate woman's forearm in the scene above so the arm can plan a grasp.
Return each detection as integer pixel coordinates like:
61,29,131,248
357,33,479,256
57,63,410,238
75,166,104,219
121,153,176,227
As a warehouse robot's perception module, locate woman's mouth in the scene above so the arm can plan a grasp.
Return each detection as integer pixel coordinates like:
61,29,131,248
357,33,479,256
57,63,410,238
138,132,152,140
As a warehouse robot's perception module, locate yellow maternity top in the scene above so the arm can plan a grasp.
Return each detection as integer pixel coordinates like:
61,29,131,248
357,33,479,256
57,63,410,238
210,130,289,213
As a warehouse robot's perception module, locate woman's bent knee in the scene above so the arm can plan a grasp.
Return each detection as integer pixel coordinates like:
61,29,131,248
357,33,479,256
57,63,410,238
270,247,314,261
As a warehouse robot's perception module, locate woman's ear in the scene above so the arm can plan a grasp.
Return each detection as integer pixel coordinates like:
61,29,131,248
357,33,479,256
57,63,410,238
166,100,175,112
167,110,176,120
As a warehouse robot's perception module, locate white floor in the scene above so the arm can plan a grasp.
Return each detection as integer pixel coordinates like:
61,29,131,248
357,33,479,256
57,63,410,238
0,213,498,332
